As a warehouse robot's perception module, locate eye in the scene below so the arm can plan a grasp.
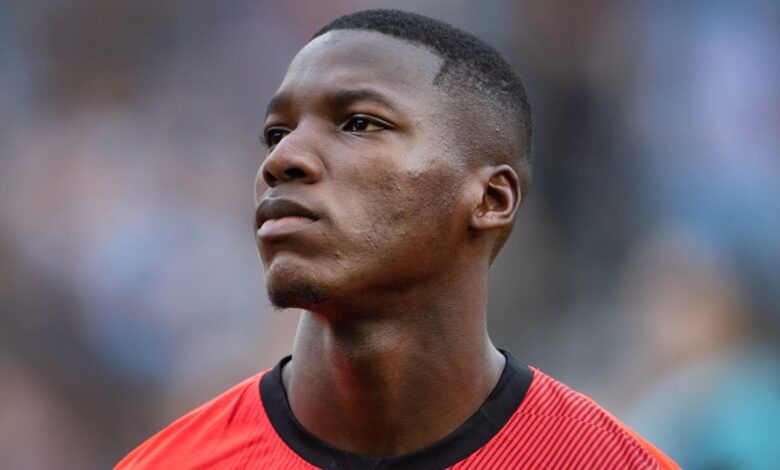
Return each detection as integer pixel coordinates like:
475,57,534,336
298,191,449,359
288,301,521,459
264,128,289,148
342,115,388,132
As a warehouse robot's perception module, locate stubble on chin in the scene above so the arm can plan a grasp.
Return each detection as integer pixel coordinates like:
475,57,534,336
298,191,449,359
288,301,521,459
266,274,332,310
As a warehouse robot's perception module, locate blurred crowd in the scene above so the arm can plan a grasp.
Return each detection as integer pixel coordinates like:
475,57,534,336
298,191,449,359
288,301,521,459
1,1,778,468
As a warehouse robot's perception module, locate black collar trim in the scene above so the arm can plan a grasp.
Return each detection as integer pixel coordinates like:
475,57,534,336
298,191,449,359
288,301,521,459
260,351,533,469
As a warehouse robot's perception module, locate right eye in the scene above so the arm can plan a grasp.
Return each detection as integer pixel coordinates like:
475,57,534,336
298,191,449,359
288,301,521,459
264,128,289,148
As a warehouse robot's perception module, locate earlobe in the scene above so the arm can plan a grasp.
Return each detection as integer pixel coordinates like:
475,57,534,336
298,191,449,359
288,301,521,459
470,165,521,232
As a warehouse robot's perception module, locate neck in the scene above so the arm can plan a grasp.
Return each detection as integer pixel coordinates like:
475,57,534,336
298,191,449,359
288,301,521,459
282,271,505,457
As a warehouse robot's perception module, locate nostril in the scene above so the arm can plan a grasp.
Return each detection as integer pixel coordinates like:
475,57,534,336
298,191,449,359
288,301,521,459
263,169,279,186
284,168,306,179
262,165,308,186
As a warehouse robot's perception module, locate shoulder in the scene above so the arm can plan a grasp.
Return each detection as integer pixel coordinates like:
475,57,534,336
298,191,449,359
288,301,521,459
115,372,268,469
465,367,680,469
528,368,678,467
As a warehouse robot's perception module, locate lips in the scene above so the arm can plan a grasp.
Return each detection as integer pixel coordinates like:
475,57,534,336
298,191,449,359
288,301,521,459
255,197,320,236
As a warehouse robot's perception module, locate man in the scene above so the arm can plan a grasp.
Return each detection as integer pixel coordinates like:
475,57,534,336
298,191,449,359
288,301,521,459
117,9,678,469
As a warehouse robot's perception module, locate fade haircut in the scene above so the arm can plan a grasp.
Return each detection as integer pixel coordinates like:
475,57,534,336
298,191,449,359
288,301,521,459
313,9,533,197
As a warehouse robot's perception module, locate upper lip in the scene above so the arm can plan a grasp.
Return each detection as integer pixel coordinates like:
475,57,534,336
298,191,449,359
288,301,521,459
255,197,320,229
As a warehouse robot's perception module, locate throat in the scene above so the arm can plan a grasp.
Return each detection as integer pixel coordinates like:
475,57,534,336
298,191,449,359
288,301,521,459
283,311,505,457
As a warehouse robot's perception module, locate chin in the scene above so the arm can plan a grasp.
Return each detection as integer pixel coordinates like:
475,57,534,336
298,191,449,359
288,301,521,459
264,262,332,309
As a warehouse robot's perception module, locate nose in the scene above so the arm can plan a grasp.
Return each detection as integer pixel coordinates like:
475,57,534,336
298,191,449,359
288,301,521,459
259,126,325,188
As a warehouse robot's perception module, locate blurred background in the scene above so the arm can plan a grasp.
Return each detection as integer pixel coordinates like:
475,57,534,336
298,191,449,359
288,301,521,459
1,1,778,468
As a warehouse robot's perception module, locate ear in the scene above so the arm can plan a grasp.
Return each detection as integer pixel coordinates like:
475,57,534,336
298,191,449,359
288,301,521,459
470,164,522,232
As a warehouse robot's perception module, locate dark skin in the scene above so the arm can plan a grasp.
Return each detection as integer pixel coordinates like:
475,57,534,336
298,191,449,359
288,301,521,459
254,30,522,456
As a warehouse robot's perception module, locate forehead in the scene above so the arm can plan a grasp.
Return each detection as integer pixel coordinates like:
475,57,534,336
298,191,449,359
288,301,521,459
274,30,444,108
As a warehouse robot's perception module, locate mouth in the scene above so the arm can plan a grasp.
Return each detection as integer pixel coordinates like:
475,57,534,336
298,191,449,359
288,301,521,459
255,197,320,238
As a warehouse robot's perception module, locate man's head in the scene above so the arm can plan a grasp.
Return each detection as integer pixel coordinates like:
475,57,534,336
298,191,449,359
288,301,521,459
254,9,532,312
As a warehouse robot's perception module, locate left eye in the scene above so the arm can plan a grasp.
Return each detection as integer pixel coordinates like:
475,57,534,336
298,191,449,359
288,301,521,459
342,116,386,132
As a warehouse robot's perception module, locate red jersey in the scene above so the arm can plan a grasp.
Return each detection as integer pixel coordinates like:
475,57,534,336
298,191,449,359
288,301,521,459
117,354,678,469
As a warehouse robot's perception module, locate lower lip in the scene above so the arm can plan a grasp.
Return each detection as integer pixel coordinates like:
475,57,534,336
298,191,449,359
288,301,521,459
257,216,316,237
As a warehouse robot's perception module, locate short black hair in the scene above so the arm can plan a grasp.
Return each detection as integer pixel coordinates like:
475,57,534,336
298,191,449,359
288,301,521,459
313,9,533,195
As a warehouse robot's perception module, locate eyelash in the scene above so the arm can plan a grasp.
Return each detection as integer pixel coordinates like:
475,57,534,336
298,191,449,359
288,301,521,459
263,115,390,149
341,115,390,133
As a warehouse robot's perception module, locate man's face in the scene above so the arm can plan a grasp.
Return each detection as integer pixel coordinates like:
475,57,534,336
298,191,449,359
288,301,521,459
255,30,471,310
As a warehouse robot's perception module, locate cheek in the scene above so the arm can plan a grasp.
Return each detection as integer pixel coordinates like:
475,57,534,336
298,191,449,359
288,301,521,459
349,163,463,255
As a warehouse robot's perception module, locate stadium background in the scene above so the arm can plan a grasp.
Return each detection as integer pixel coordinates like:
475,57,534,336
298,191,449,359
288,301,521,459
1,1,778,468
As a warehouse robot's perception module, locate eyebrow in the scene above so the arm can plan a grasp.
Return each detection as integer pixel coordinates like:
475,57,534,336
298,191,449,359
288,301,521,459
265,94,286,120
264,88,399,120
